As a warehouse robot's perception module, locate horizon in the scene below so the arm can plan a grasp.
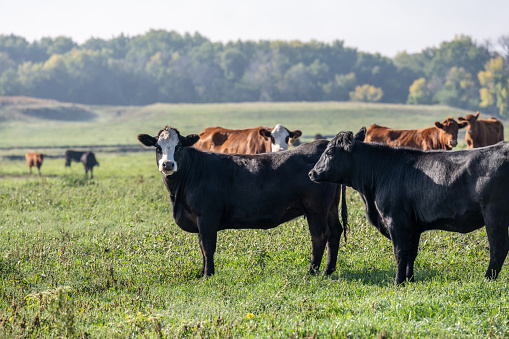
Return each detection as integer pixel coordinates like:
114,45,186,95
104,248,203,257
1,0,508,58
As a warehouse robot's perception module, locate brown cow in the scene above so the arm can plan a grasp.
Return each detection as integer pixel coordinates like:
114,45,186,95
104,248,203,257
25,152,46,176
457,111,504,148
365,117,467,150
194,124,302,154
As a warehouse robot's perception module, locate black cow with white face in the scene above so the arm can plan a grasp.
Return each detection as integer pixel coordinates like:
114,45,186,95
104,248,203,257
309,127,509,286
138,126,346,276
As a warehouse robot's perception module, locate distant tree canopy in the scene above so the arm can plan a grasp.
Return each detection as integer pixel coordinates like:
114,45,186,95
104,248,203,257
0,31,508,115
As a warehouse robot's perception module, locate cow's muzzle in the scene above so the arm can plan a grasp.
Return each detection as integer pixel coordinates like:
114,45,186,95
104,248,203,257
308,169,322,182
161,160,176,174
449,139,458,147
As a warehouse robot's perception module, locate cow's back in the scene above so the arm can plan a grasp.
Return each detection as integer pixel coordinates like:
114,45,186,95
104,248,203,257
194,126,270,154
481,118,504,146
366,124,444,150
25,152,43,167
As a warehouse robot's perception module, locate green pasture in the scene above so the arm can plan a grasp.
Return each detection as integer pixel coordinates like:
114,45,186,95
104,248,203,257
1,100,509,337
0,99,480,150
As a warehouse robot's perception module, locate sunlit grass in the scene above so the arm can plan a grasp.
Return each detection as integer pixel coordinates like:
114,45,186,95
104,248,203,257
1,152,508,337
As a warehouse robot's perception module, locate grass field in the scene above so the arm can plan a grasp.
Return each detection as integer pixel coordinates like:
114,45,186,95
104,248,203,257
1,99,509,337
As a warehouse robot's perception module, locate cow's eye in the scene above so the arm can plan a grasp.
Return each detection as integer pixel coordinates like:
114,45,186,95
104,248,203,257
326,149,334,156
285,136,289,144
271,136,275,143
156,146,162,153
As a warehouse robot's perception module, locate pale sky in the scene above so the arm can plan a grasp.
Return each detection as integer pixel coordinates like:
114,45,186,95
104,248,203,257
1,0,508,57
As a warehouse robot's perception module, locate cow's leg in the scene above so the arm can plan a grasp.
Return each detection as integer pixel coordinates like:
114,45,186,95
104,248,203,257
405,232,421,282
484,206,509,279
37,166,41,176
197,226,217,276
388,224,417,286
90,168,94,179
29,166,32,175
324,209,342,275
307,215,329,275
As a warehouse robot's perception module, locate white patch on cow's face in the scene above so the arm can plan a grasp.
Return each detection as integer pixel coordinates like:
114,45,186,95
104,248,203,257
157,129,179,175
270,124,290,152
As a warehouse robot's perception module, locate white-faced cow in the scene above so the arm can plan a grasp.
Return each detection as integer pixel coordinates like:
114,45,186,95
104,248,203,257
193,124,302,154
137,126,346,276
309,127,509,286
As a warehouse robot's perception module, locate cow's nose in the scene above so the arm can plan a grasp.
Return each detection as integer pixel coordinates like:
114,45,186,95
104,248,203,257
450,140,457,147
162,161,175,171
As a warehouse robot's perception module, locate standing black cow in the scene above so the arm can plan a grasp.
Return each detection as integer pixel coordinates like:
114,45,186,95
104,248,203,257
65,150,99,178
309,127,509,286
137,126,347,276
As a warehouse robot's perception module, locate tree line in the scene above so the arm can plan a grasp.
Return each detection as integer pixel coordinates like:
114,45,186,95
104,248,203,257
0,30,508,117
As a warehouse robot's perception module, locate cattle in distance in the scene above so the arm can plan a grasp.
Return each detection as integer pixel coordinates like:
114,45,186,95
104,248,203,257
309,127,509,286
137,125,346,277
193,124,302,154
64,150,99,178
25,152,46,176
457,111,504,148
365,117,467,150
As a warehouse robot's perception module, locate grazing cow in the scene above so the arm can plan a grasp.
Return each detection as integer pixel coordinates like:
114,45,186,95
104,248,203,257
137,126,346,276
457,111,504,148
309,127,509,286
193,124,302,154
64,150,99,178
365,117,467,150
25,152,46,176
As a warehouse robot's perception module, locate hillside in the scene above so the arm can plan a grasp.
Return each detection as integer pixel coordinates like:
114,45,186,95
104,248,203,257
0,96,486,152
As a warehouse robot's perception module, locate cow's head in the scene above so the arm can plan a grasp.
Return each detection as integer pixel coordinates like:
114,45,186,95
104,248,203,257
309,127,366,184
434,117,467,149
458,111,480,136
137,126,199,175
259,124,303,152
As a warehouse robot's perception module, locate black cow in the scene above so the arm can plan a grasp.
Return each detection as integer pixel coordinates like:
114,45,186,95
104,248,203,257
309,127,509,286
137,126,347,276
65,150,99,178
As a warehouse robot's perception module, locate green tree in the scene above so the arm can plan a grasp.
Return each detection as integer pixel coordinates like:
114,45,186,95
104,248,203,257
478,57,509,117
323,72,357,101
435,67,478,109
407,78,434,104
349,84,383,102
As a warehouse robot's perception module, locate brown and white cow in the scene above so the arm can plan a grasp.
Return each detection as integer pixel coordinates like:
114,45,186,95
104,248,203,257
25,152,46,176
193,124,302,154
457,111,504,148
365,117,467,150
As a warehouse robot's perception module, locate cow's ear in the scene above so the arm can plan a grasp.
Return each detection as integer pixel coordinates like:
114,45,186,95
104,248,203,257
259,128,272,140
181,134,200,147
474,111,480,119
434,121,444,129
289,130,302,139
138,134,158,147
353,126,366,142
458,116,466,122
458,121,468,128
289,130,302,144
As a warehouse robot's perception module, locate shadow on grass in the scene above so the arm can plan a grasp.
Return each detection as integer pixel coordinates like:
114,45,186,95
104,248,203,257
338,267,444,286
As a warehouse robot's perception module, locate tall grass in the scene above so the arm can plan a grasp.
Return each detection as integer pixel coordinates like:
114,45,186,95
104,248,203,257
1,152,508,338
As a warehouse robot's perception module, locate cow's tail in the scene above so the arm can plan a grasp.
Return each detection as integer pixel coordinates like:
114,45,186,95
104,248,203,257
341,184,348,241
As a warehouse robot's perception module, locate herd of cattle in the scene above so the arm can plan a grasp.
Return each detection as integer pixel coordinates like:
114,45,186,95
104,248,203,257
25,150,99,178
20,110,508,285
135,111,509,286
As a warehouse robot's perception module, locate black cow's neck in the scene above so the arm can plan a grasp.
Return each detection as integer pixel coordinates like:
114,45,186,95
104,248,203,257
161,148,195,202
350,142,400,193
